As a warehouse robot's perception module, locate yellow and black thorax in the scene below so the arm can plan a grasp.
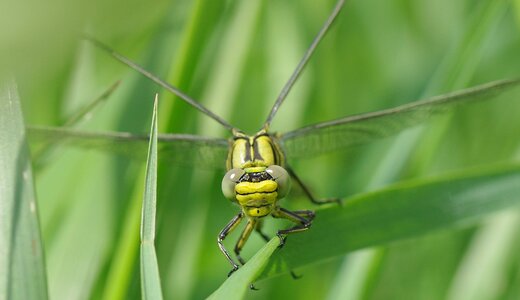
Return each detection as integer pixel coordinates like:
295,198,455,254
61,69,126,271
226,130,285,170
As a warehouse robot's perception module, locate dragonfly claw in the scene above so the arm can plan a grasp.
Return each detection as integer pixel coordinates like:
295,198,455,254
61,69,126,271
290,271,302,279
331,197,343,206
277,233,287,248
228,265,239,277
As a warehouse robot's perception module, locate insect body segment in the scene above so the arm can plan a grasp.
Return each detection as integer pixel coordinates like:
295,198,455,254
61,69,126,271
235,175,278,218
227,129,285,170
222,164,290,217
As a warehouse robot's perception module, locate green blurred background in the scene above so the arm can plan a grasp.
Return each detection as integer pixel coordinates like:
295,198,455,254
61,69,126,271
3,0,520,299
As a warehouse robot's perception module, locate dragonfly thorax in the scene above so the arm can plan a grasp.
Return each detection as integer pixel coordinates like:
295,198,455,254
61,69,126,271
226,130,285,170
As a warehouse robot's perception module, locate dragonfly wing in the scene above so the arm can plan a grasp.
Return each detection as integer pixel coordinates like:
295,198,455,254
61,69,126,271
27,125,230,170
281,79,520,159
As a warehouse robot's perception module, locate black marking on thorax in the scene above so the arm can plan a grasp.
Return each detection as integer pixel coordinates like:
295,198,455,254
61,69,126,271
230,132,282,168
231,136,251,164
252,133,268,162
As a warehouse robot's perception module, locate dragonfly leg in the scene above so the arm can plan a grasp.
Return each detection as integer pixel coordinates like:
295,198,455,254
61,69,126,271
254,220,270,242
255,220,302,279
234,219,257,265
272,206,313,248
292,209,316,221
218,212,244,277
287,166,342,205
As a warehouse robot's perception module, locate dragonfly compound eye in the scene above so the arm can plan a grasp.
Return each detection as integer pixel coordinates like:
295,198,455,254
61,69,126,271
221,168,245,201
266,165,291,199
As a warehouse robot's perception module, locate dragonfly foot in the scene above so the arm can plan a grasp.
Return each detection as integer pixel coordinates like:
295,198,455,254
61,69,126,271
312,197,342,206
290,270,302,279
250,283,259,290
277,233,287,249
227,265,239,277
332,197,343,206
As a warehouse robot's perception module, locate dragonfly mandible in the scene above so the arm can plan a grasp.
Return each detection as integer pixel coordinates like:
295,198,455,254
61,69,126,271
27,0,520,277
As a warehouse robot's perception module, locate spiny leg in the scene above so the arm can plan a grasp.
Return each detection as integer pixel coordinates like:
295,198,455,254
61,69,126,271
283,209,315,279
292,210,316,221
232,219,261,291
218,212,244,277
287,165,341,205
254,220,270,242
272,207,313,248
234,219,257,265
254,220,302,280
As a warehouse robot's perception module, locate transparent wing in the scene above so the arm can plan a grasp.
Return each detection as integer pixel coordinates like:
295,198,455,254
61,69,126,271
27,125,230,170
281,79,520,159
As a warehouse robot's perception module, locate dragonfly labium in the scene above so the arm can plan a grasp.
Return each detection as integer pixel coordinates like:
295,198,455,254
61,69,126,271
28,0,520,277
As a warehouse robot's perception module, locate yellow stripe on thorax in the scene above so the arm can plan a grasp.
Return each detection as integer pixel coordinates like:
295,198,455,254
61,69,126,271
254,135,276,166
227,132,284,170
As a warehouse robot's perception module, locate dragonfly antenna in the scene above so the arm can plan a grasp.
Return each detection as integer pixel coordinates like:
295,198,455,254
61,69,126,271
83,34,236,132
263,0,346,129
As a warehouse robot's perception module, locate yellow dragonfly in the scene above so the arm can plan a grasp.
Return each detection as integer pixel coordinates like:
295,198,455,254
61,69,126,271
27,0,520,277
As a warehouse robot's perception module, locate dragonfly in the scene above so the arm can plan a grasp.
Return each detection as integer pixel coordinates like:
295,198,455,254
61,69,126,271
27,0,520,277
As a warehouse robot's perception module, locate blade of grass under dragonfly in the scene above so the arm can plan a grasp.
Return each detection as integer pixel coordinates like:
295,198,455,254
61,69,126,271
281,78,520,159
0,79,48,299
207,238,279,300
258,162,520,279
140,95,164,300
26,125,229,170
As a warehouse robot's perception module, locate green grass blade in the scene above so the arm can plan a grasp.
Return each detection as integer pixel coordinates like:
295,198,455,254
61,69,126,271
102,179,143,300
326,249,384,300
516,0,520,23
0,79,48,299
260,163,520,279
140,95,163,300
141,244,162,299
207,238,279,300
446,212,520,300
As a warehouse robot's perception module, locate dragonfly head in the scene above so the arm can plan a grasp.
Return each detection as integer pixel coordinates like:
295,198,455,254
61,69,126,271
221,165,291,217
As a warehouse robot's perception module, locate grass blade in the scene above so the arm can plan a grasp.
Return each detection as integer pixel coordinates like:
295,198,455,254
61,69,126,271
0,79,48,299
446,212,520,300
140,95,163,300
260,163,520,279
207,238,279,300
